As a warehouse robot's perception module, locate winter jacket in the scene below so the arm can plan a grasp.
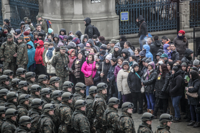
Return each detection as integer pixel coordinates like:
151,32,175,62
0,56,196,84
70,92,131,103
141,69,157,94
169,70,184,97
121,49,130,61
53,34,59,48
171,50,179,63
127,47,134,56
72,57,86,82
187,79,200,105
45,49,56,74
27,41,35,69
137,15,148,37
84,17,94,38
94,64,101,85
119,36,127,49
114,65,122,82
173,36,188,59
150,40,162,60
0,31,6,47
88,39,99,52
181,48,193,65
112,46,121,58
154,73,168,99
117,69,131,95
99,61,111,83
163,44,171,59
34,40,44,65
81,61,97,78
127,71,142,93
107,63,117,83
143,44,153,61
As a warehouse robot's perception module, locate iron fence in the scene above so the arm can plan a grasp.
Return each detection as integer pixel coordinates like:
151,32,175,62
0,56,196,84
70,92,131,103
0,1,3,25
115,0,177,35
190,0,200,28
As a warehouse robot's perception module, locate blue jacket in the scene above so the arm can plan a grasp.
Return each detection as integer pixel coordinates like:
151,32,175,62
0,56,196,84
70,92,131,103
27,41,35,70
143,44,153,61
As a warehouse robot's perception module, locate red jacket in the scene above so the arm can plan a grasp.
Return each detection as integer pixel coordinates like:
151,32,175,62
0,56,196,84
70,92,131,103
34,40,44,65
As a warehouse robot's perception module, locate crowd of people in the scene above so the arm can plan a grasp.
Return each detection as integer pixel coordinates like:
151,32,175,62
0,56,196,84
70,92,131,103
0,14,199,133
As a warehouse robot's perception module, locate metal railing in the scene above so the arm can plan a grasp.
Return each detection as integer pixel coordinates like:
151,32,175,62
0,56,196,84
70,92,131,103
190,0,200,28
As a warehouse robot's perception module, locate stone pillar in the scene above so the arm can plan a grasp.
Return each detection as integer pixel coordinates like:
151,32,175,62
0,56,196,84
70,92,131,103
2,0,11,20
179,1,190,30
39,0,119,39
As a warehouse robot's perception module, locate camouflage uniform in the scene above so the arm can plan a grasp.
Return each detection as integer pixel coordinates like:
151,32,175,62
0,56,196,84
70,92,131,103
138,122,153,133
0,98,6,106
0,83,10,90
49,85,59,92
17,89,29,97
155,124,171,133
0,106,6,130
5,102,17,109
16,41,28,69
17,104,29,120
72,92,85,109
0,89,9,106
1,119,17,133
28,108,42,133
15,126,31,133
37,17,48,33
39,83,48,89
41,97,51,105
0,40,18,72
52,51,69,88
85,94,95,125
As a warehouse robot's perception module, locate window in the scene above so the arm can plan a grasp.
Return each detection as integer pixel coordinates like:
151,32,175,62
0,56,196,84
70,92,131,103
91,0,101,4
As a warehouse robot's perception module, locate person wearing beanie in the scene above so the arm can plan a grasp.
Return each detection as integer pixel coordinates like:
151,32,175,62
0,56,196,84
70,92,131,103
193,59,199,68
48,28,53,34
72,37,80,45
127,63,144,114
169,65,183,122
161,53,168,64
117,61,131,103
85,43,91,52
173,30,188,59
113,45,121,59
141,61,157,114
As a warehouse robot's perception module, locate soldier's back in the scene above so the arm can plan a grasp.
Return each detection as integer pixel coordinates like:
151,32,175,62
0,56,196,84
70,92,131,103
1,120,16,133
28,109,41,133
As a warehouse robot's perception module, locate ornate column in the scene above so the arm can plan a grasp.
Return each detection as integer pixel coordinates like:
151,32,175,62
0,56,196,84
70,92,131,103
2,0,11,20
179,1,190,30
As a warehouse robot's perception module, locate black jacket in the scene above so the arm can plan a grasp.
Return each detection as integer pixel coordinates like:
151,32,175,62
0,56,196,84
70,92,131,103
107,64,117,82
141,69,157,94
128,71,142,93
137,15,148,36
84,17,93,39
150,40,162,59
154,74,168,99
181,48,193,65
99,61,111,83
121,49,130,61
171,50,180,63
169,70,184,97
187,79,200,105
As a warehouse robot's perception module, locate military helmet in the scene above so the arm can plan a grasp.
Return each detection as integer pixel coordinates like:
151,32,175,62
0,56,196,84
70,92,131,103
141,112,154,122
0,89,9,97
3,70,13,76
89,86,97,95
7,33,13,39
7,92,18,102
38,74,48,83
122,102,134,112
43,103,55,113
5,108,18,119
31,98,44,109
0,64,3,69
30,84,41,93
40,88,52,96
18,81,29,89
16,68,26,76
159,113,173,123
63,81,74,89
0,75,10,83
75,82,86,91
97,82,108,92
25,72,36,80
74,100,87,109
0,106,7,115
62,92,73,102
108,97,120,107
11,78,21,86
51,90,63,100
49,76,60,85
18,94,30,105
19,116,31,125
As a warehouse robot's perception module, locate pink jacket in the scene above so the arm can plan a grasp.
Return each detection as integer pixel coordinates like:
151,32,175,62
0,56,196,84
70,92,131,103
81,61,97,78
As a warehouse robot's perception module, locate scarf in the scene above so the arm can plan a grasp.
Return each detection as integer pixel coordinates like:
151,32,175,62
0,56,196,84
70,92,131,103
99,55,105,61
178,35,184,40
145,69,154,80
117,64,122,68
46,47,55,60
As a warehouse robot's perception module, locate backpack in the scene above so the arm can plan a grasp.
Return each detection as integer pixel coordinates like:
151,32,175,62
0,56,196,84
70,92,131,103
45,19,52,29
93,26,100,37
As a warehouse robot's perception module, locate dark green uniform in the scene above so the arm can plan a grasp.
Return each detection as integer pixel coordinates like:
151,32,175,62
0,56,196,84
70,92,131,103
15,126,31,133
17,104,29,120
155,124,171,133
85,95,95,126
138,122,153,133
38,83,48,89
39,114,56,133
16,42,28,69
72,92,84,108
28,108,42,133
1,119,17,133
49,85,58,92
5,102,17,109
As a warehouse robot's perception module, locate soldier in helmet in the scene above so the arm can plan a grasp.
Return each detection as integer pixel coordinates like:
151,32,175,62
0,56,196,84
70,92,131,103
49,76,60,91
16,68,26,80
38,74,49,88
0,89,9,106
62,81,74,93
18,81,29,96
17,94,30,119
0,106,7,129
118,102,136,133
3,69,13,80
30,84,41,100
58,92,73,133
92,82,108,133
25,72,36,88
138,112,154,133
103,97,119,133
51,90,63,105
5,92,18,109
0,33,18,73
0,75,11,89
1,108,18,132
11,78,20,92
38,103,56,133
28,98,43,133
0,64,3,76
156,113,173,133
41,88,52,105
15,116,31,133
71,100,90,133
72,82,86,108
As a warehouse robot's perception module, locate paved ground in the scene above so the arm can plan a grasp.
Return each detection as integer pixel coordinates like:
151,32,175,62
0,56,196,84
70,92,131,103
132,113,200,133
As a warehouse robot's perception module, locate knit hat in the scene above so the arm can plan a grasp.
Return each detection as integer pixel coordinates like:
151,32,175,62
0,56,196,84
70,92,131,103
109,39,117,44
15,29,21,35
178,30,185,36
20,21,25,26
139,50,146,57
172,66,179,73
181,62,187,67
72,37,80,45
142,57,147,62
148,61,155,69
161,53,168,58
23,31,29,36
48,28,53,34
145,58,152,63
158,60,163,65
122,61,129,68
105,53,112,62
4,19,9,24
193,59,199,66
100,44,107,50
68,49,75,55
86,43,91,48
99,50,106,56
67,36,73,41
24,36,30,42
133,63,139,68
190,67,198,72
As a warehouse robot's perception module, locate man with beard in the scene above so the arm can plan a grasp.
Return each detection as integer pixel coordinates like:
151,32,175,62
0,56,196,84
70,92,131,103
0,34,18,73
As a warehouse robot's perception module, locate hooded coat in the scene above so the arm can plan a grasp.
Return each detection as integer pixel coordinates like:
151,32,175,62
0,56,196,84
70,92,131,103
75,31,83,41
112,46,121,58
181,48,193,65
27,41,35,69
53,34,59,48
137,15,148,36
59,28,66,35
84,17,93,39
34,40,44,65
87,39,99,52
121,49,130,61
150,40,162,60
173,36,188,59
45,48,56,74
143,44,153,61
119,36,127,49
